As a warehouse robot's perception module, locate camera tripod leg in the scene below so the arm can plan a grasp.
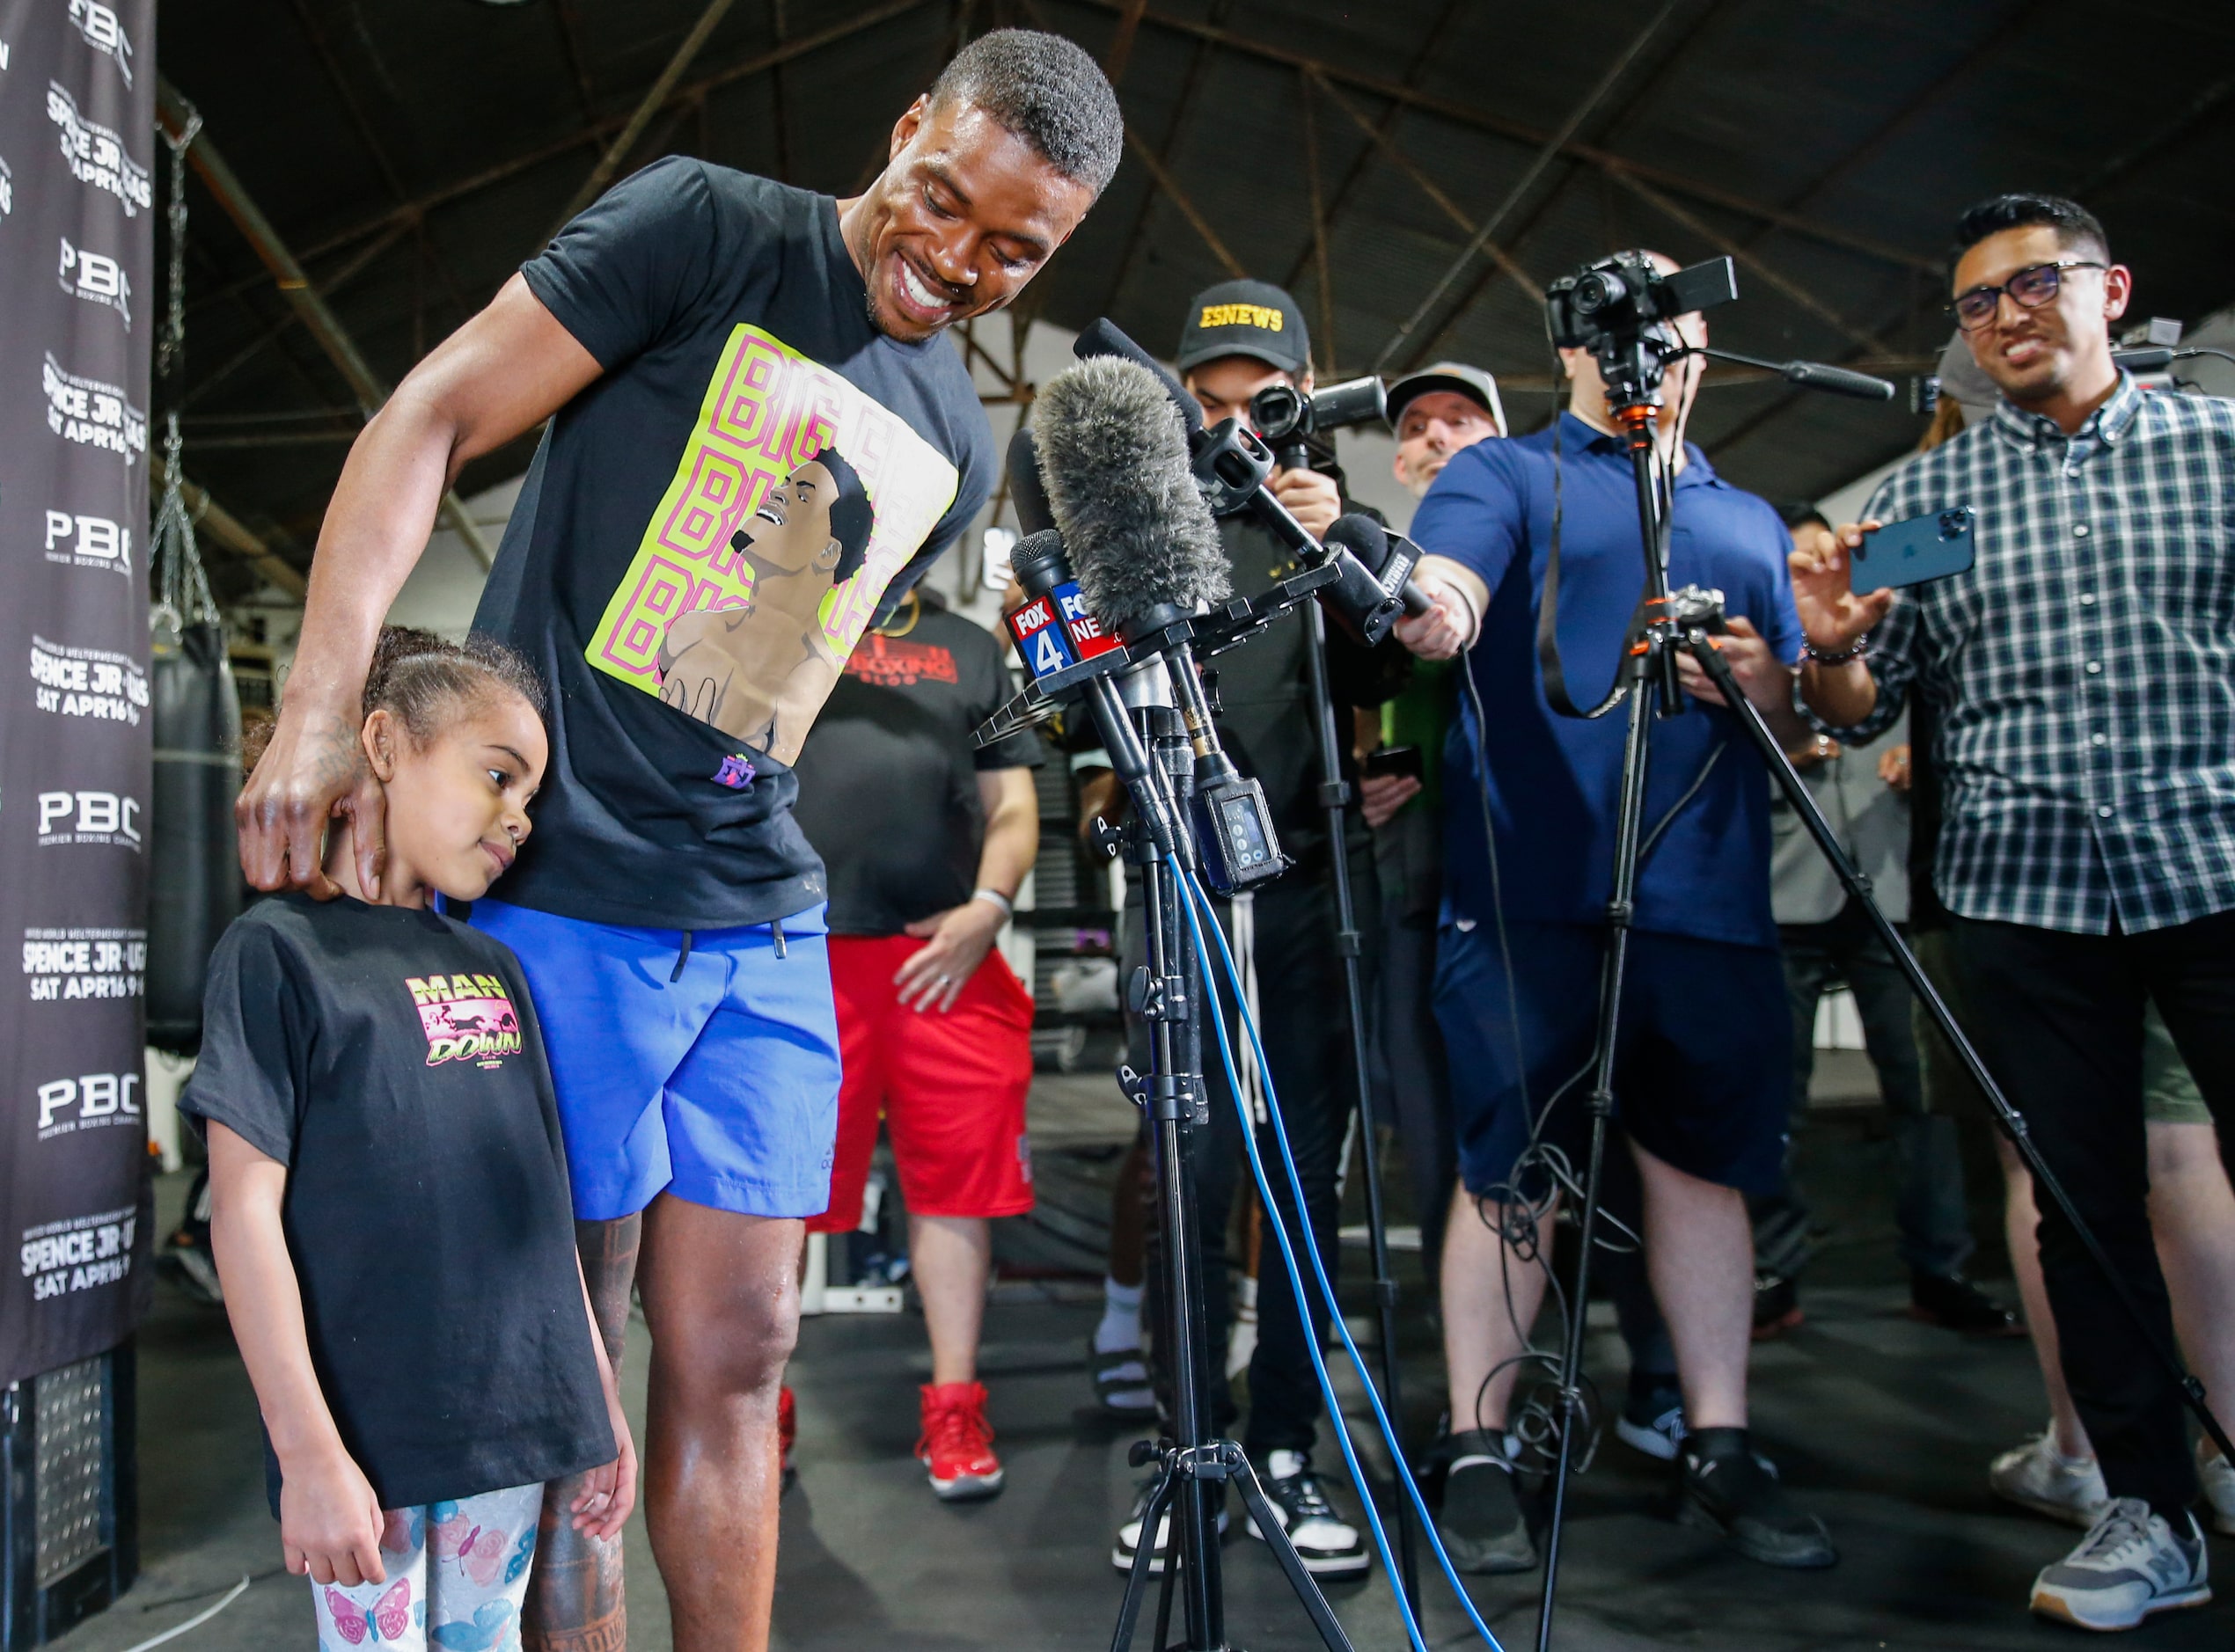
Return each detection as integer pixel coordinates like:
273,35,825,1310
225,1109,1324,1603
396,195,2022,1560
1111,1459,1182,1652
1227,1448,1361,1652
1686,629,2235,1468
1300,599,1420,1610
1535,662,1660,1652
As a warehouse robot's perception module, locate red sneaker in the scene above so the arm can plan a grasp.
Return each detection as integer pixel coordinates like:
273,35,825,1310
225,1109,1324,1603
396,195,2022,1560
917,1382,1005,1502
778,1385,797,1490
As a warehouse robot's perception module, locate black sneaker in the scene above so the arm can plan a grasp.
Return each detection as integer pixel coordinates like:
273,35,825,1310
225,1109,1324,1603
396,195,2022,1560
1111,1473,1228,1575
1436,1430,1536,1575
1616,1376,1686,1462
1909,1270,2022,1336
1247,1451,1372,1578
1678,1429,1836,1569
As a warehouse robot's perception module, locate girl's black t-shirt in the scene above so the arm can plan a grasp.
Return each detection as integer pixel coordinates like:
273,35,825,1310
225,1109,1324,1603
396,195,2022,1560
180,894,612,1513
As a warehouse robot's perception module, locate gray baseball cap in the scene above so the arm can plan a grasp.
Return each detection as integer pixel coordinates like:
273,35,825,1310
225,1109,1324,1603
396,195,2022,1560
1386,362,1507,438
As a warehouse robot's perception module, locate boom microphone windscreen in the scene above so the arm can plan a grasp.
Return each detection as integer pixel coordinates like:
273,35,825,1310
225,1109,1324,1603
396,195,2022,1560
1032,356,1229,635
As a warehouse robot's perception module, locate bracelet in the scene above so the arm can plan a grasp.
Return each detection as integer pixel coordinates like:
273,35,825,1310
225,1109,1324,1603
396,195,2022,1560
971,888,1015,918
1802,632,1872,669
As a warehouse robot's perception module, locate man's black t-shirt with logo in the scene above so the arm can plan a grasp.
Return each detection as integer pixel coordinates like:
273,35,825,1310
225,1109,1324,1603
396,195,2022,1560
790,598,1042,937
474,157,996,931
180,895,613,1514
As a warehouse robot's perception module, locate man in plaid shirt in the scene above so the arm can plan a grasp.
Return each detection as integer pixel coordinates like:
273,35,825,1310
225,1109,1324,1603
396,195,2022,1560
1798,193,2234,1631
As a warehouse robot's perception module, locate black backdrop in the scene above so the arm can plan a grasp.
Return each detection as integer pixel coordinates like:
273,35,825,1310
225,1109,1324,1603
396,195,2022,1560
0,0,157,1387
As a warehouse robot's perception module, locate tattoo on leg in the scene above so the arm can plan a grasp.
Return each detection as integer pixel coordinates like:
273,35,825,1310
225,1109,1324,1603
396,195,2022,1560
524,1216,641,1651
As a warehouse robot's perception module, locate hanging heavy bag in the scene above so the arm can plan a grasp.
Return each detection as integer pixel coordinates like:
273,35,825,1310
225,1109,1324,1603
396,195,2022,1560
145,615,243,1052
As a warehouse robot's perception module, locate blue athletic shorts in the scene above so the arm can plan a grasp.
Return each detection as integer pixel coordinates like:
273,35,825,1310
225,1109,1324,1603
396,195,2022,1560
1435,918,1790,1202
469,898,841,1222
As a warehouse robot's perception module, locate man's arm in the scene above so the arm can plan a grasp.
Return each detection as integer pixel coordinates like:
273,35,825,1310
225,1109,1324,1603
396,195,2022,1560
237,275,605,899
894,766,1040,1013
1393,553,1490,661
1792,521,1895,728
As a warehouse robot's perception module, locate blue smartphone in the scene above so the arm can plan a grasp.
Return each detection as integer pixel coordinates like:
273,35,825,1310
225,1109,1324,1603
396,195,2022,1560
1852,507,1975,589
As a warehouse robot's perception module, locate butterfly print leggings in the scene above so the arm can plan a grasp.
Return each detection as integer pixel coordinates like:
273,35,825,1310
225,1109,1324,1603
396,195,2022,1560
311,1480,542,1651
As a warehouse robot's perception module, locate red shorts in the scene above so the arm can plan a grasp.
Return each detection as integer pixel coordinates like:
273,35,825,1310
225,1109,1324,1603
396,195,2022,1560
807,935,1036,1234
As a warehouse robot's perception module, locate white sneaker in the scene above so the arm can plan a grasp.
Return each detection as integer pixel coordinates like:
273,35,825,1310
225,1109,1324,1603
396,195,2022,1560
1244,1451,1371,1578
1111,1477,1229,1575
2030,1498,2209,1631
1990,1426,2109,1527
2199,1444,2235,1538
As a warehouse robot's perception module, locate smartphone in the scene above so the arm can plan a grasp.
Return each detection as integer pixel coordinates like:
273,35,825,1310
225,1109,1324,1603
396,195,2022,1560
1853,507,1976,590
1363,745,1423,781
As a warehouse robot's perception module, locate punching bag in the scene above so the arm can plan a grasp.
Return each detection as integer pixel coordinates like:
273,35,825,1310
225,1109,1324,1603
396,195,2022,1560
145,617,242,1053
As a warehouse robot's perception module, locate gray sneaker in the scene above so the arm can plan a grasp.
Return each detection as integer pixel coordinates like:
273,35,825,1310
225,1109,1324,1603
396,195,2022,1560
1990,1426,2109,1528
2031,1498,2209,1632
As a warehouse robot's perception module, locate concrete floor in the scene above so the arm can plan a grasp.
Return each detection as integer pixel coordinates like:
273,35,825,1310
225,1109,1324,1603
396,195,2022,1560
44,1078,2235,1652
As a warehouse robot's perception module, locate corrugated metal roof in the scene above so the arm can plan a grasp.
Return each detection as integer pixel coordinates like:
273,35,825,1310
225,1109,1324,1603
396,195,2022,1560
157,0,2235,590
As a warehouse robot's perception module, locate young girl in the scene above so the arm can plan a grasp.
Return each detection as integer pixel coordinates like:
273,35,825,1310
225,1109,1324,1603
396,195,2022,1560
185,628,635,1650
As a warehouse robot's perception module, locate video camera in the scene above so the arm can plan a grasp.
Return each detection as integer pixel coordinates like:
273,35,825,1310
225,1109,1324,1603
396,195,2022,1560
1545,251,1739,413
1247,376,1389,470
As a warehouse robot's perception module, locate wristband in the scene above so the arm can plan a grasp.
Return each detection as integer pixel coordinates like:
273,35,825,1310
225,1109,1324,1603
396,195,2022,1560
1802,632,1872,668
971,888,1015,918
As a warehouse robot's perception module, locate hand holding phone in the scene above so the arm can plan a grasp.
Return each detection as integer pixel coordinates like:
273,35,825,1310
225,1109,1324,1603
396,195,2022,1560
1852,508,1975,591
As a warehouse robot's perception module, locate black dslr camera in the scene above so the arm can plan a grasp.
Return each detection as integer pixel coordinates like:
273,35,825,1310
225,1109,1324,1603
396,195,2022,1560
1248,376,1389,470
1545,251,1737,413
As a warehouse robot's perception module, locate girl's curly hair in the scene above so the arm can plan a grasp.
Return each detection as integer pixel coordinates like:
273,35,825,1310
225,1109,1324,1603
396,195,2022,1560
245,626,546,770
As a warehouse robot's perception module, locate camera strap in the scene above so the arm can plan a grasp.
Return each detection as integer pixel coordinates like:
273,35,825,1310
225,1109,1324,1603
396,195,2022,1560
1535,414,1647,721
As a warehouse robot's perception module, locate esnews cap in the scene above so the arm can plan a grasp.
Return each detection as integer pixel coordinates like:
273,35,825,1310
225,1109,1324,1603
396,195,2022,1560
1385,362,1507,438
1177,279,1311,375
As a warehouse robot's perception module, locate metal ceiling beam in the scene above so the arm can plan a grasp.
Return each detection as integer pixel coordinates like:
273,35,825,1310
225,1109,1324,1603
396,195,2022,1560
1280,0,1465,293
1057,0,1941,279
183,216,416,410
158,79,498,570
551,0,601,124
1102,0,1149,82
150,454,309,598
260,0,925,277
552,0,741,234
1373,0,1681,371
1120,125,1246,279
1305,69,1541,301
1608,169,1890,355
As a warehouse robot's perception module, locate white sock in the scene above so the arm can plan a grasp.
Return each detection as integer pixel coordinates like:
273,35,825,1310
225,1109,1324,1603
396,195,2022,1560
1096,1277,1143,1355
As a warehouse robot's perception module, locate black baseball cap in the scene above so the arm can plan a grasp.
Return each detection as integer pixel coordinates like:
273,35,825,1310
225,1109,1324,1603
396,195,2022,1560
1385,362,1506,437
1176,279,1311,375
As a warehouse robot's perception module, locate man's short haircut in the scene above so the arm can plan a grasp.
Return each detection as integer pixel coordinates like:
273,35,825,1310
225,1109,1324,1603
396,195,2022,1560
813,448,876,585
1778,501,1830,532
928,29,1123,196
1951,193,2110,278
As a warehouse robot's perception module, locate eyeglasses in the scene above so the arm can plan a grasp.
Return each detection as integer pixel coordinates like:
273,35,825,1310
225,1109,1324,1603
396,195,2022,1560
1950,259,2107,331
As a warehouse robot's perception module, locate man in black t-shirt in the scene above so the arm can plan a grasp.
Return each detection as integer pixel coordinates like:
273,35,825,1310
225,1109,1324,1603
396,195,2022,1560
233,32,1121,1652
788,588,1042,1503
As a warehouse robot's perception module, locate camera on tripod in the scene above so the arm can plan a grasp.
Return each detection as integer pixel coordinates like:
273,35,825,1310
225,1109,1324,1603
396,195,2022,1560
1248,376,1389,468
1546,251,1738,408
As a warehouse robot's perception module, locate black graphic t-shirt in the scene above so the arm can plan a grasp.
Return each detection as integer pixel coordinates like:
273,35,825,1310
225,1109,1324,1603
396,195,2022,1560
475,157,996,930
180,895,614,1514
790,600,1042,936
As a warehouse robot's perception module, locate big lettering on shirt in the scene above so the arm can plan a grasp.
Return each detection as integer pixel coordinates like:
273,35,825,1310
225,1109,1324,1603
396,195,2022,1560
586,324,959,761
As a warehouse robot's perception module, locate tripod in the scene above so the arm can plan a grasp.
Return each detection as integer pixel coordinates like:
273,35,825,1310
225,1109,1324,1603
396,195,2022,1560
1108,665,1360,1652
1528,398,2235,1652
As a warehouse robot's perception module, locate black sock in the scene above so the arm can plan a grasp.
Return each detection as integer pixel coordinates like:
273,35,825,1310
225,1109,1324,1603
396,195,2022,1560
2151,1499,2196,1535
1687,1425,1749,1464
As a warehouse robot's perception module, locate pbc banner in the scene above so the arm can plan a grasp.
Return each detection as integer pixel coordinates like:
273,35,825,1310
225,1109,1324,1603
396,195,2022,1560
0,0,157,1386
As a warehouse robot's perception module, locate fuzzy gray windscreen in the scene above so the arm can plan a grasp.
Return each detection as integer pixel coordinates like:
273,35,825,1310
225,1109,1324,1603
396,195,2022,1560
1031,356,1230,629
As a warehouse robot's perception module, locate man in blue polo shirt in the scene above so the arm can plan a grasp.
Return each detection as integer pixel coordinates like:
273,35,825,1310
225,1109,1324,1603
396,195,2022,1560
1396,253,1836,1575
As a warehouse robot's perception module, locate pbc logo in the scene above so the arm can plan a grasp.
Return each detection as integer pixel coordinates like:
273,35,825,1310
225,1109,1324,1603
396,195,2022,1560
67,0,133,86
38,791,141,849
45,509,132,573
35,1071,140,1140
60,238,131,327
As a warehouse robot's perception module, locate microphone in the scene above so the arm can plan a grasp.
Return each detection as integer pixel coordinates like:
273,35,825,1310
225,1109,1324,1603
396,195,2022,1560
1778,359,1896,400
1322,515,1433,640
1006,423,1054,536
1073,318,1202,436
1031,355,1230,641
